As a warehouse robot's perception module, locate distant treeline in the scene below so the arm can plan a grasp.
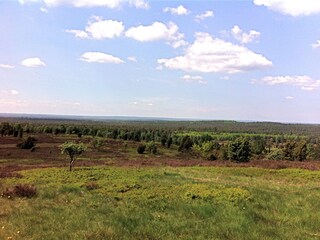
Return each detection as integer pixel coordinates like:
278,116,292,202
1,119,320,161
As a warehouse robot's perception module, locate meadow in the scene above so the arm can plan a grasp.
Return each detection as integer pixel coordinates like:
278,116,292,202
1,166,320,239
1,119,320,239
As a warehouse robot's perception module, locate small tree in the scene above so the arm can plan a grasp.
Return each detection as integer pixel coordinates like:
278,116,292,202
60,141,86,171
146,141,157,154
228,137,251,163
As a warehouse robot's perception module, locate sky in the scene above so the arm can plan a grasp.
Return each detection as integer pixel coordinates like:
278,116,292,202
1,0,320,123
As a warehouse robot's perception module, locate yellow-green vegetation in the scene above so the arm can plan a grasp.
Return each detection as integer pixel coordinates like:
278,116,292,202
1,166,320,239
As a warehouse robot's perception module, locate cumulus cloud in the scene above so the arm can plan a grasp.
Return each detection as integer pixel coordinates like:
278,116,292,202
20,0,149,9
66,16,124,40
0,64,15,69
195,10,214,22
163,5,190,15
312,40,320,49
260,75,320,91
231,25,260,44
21,57,45,67
181,75,207,84
253,0,320,17
80,52,124,64
125,21,187,48
158,32,272,74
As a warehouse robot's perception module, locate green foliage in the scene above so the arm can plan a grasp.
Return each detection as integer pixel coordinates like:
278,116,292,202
60,141,86,171
90,137,104,151
228,137,251,162
146,141,157,154
137,144,146,154
267,148,284,160
192,141,219,160
2,166,320,239
16,136,36,150
284,141,307,161
293,140,307,161
178,135,193,152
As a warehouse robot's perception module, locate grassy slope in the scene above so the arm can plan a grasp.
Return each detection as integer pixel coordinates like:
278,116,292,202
1,166,320,240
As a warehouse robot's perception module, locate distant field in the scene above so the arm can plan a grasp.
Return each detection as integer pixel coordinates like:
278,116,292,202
1,166,320,239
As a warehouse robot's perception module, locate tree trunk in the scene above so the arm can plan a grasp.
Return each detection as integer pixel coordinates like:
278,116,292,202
69,158,74,171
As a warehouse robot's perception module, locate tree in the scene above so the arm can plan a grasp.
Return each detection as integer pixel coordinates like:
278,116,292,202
228,137,251,162
60,142,86,171
178,135,193,152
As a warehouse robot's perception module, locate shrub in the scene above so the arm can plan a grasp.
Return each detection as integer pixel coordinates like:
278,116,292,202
178,135,193,152
2,184,37,198
267,148,284,160
16,136,36,149
146,141,157,154
228,137,251,162
85,182,99,191
137,144,146,154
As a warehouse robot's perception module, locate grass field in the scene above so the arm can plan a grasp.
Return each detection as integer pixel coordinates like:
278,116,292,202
1,165,320,239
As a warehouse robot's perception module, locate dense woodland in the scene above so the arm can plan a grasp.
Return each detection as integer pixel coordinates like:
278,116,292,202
1,118,320,162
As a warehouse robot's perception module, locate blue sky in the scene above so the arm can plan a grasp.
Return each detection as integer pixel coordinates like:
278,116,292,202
1,0,320,123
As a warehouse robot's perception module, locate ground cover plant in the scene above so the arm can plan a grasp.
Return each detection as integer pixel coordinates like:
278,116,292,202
1,166,320,239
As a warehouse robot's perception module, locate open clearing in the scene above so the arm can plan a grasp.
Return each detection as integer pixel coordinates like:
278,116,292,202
1,165,320,239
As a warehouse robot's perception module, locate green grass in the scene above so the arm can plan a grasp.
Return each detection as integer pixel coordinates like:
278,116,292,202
1,166,320,239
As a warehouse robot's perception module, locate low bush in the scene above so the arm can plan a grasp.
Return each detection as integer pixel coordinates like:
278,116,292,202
16,137,36,150
146,141,157,154
85,182,99,190
2,184,37,198
137,144,146,154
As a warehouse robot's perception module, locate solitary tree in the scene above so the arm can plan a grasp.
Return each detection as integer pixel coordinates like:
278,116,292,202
60,141,86,171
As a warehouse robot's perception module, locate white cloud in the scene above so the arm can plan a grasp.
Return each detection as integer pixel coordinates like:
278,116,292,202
285,96,294,100
20,0,149,9
181,75,207,84
0,64,15,69
66,16,124,40
86,17,124,39
21,57,45,67
231,25,260,44
40,7,48,12
10,90,19,95
127,56,137,62
1,90,19,95
260,75,320,90
195,10,214,22
125,21,187,48
163,5,190,15
65,29,89,39
158,32,272,74
80,52,124,64
129,0,149,9
253,0,320,17
312,40,320,49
